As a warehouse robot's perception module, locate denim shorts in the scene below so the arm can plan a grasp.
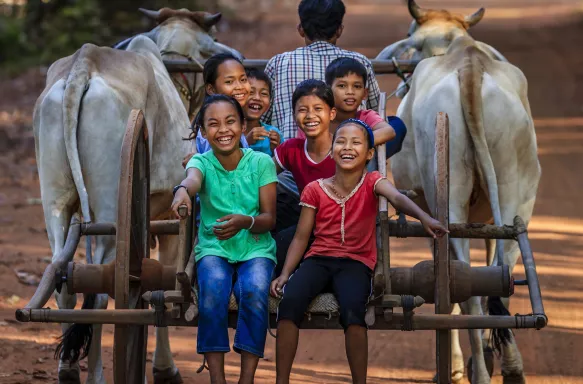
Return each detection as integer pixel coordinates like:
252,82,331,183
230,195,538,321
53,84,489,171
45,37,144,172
196,255,275,357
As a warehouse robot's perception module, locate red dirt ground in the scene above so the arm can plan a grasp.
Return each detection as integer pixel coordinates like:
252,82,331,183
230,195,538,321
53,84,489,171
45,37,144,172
1,1,582,383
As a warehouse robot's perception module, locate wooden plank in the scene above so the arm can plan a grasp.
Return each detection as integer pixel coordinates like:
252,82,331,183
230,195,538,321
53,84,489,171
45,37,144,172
434,112,451,384
164,59,420,74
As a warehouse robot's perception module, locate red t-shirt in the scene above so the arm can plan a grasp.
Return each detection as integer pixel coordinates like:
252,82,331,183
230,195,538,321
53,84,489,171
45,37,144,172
355,109,385,128
300,171,384,270
274,138,336,193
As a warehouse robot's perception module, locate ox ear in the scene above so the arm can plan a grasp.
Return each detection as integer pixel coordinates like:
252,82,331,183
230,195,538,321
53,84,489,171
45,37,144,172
376,38,413,60
465,7,485,27
408,0,428,22
190,12,222,31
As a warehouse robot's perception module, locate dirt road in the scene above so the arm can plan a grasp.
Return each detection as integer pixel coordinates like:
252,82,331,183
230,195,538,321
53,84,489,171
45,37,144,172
1,1,582,383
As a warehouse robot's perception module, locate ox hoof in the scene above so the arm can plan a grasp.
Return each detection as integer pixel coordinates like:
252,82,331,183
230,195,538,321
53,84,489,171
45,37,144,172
502,372,526,384
431,371,464,384
58,369,81,384
467,347,494,383
153,367,183,384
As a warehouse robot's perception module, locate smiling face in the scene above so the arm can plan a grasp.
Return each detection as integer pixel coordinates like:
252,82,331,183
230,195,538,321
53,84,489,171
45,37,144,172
330,73,368,114
206,60,250,106
201,101,245,156
244,77,271,121
332,123,374,171
294,95,336,138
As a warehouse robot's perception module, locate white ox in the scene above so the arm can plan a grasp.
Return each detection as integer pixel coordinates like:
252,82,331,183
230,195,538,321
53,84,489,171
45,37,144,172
377,1,541,383
33,8,240,384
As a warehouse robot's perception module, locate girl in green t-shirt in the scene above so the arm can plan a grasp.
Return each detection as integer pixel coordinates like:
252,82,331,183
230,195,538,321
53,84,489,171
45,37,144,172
171,94,278,384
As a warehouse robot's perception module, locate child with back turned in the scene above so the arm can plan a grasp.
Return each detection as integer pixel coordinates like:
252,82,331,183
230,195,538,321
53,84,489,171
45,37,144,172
271,119,448,384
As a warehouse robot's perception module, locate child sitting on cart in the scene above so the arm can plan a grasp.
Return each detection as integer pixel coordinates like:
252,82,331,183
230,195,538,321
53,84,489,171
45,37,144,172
243,69,284,156
272,79,394,276
326,57,407,158
171,95,277,384
271,119,448,384
182,52,251,167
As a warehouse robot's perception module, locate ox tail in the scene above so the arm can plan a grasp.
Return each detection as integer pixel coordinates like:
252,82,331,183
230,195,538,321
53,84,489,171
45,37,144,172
459,45,512,352
57,44,95,364
54,293,96,363
63,44,92,224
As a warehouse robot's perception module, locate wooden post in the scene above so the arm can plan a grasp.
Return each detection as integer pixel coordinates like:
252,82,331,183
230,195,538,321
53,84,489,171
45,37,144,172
434,112,451,383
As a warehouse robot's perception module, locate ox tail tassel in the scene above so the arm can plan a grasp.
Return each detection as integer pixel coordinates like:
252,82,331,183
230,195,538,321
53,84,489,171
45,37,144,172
54,293,96,363
487,296,512,356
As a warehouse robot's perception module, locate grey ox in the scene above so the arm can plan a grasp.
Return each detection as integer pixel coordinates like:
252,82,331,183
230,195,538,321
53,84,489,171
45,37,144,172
33,8,240,384
377,1,541,383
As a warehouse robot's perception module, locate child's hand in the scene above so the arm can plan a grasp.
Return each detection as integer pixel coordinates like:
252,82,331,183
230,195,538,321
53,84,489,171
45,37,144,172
213,214,252,240
182,152,195,169
171,188,191,219
270,274,289,298
246,127,269,145
421,216,449,238
269,130,281,152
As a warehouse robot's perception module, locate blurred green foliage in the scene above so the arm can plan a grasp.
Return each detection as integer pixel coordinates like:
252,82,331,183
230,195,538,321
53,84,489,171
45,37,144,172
0,0,213,74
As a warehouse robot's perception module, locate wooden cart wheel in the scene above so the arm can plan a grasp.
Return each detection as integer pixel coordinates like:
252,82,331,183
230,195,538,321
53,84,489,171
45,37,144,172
114,110,150,384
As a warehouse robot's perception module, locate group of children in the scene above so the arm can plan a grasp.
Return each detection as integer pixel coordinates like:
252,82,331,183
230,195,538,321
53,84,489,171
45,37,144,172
169,1,448,383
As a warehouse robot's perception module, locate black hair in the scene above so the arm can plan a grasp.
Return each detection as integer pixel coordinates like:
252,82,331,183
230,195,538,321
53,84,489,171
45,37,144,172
333,118,375,150
325,57,368,87
203,53,244,88
246,68,273,97
188,94,245,140
292,79,335,111
298,0,345,41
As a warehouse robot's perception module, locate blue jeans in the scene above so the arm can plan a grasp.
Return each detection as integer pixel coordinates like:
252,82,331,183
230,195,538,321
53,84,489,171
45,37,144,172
197,256,275,357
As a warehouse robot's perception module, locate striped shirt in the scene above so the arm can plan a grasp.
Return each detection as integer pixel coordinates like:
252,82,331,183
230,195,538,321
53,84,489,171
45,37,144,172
262,41,381,140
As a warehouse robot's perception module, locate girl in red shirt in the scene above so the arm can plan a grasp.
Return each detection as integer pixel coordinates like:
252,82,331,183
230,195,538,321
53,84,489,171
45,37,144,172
271,118,448,384
272,79,395,276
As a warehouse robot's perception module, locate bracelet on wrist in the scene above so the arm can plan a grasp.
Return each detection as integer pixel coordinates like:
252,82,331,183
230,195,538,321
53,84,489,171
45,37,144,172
247,215,255,230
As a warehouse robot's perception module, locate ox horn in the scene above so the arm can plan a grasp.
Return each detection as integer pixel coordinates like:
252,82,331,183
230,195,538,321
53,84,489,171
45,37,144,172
138,8,161,20
190,12,222,30
465,7,485,27
375,38,412,60
408,0,427,22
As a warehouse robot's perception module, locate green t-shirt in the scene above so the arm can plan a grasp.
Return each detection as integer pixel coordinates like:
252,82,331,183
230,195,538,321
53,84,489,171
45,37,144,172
185,149,278,263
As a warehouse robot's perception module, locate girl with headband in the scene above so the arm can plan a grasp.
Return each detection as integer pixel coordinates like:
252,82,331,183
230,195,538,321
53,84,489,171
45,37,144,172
271,118,448,383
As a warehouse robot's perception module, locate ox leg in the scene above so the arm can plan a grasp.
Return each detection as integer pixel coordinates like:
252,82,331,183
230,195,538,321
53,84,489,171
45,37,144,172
152,235,182,384
85,234,116,384
451,236,490,384
481,239,496,347
500,241,524,383
43,190,82,383
450,304,464,383
497,196,534,383
44,204,81,383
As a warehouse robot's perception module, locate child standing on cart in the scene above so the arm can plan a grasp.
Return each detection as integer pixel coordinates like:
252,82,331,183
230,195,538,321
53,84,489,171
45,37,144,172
325,57,407,158
271,119,448,384
171,95,277,384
